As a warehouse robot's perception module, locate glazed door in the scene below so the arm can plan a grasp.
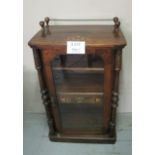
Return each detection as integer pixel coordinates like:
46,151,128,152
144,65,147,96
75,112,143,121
42,49,114,135
52,54,105,135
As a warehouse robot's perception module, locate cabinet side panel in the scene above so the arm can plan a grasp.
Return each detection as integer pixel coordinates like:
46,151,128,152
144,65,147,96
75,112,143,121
41,50,62,133
101,49,114,131
32,48,55,135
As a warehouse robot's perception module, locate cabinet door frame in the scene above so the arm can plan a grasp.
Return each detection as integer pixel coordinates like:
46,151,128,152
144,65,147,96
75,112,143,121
41,47,115,134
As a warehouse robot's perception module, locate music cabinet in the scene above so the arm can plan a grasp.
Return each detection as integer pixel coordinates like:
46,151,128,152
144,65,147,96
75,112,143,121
28,17,126,143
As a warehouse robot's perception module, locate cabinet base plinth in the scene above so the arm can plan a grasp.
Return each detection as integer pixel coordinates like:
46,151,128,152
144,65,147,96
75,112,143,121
49,133,116,144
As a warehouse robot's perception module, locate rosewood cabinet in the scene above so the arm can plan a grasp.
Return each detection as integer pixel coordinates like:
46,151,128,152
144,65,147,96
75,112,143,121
28,17,126,143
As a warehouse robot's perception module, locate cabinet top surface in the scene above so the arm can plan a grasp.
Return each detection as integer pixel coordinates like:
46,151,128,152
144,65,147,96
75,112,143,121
28,25,126,48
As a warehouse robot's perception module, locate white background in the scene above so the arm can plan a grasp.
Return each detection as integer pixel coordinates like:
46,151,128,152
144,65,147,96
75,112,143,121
23,0,132,113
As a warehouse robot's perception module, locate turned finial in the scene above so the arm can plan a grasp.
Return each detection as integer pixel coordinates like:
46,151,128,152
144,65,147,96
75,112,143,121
113,17,120,32
45,17,50,26
39,21,45,29
113,17,119,23
39,21,45,37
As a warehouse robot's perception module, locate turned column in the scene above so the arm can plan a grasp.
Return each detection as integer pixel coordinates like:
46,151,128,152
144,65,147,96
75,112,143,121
109,47,122,137
41,49,62,137
32,48,55,135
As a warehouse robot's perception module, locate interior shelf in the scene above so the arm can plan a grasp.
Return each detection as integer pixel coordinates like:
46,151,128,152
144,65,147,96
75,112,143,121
54,72,104,93
53,67,104,74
